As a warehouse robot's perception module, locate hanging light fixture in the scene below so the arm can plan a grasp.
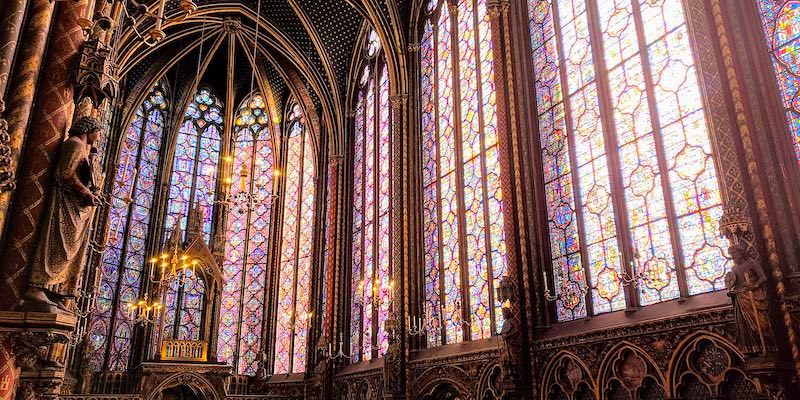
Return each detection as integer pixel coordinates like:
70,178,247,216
216,0,267,214
96,0,199,47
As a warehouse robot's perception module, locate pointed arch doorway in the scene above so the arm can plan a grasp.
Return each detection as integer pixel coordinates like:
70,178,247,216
160,384,205,400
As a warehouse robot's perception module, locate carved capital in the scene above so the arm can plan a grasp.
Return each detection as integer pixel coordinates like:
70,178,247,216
329,154,344,167
389,94,408,109
487,0,511,16
447,2,458,16
407,43,420,53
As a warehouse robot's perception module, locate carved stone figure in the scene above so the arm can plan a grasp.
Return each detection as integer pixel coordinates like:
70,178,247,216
725,243,774,356
22,116,104,315
255,351,267,381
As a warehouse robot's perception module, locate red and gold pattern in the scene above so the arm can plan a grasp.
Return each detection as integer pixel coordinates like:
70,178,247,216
0,0,87,309
0,341,16,400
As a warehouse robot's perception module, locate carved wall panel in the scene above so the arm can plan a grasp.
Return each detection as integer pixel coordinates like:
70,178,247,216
407,348,501,400
333,369,383,400
540,353,595,400
670,335,757,400
535,319,760,400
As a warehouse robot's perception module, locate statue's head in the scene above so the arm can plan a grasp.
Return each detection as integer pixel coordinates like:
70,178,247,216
69,116,104,144
729,243,748,262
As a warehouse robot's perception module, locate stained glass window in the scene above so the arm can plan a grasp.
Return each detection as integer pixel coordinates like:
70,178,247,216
218,94,275,375
273,102,316,374
162,269,206,341
351,32,393,361
164,88,223,241
88,85,167,370
420,0,508,347
757,0,800,163
528,0,730,322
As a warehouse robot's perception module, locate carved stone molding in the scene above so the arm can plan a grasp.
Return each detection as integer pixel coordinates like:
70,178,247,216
0,312,77,399
0,100,13,192
406,346,501,399
533,307,734,353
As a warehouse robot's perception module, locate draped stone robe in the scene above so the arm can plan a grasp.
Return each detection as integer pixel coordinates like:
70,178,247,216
29,137,100,297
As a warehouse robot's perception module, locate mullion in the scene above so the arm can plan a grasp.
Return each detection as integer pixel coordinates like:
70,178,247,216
371,65,381,359
187,117,204,232
447,1,475,344
471,0,498,335
358,85,369,361
550,0,596,318
628,0,690,299
173,275,187,339
431,10,448,347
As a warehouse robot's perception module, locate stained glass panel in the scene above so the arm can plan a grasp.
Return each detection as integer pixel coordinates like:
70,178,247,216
219,94,274,375
351,33,393,360
273,105,315,375
88,86,166,370
351,91,366,361
420,19,443,347
757,0,800,162
420,0,508,346
527,0,729,320
165,88,222,241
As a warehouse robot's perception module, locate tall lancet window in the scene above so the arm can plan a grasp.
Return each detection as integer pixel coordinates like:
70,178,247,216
273,102,316,374
218,94,275,375
350,29,392,362
165,88,223,240
528,0,729,322
756,0,800,163
89,86,167,370
420,0,508,348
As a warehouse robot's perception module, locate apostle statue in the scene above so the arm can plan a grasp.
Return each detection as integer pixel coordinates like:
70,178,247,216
725,243,774,356
22,116,105,315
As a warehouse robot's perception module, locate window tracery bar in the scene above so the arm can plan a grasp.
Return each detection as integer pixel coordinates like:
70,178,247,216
351,91,366,360
756,0,800,163
274,103,315,374
218,94,274,375
528,0,730,321
420,0,508,347
88,86,167,371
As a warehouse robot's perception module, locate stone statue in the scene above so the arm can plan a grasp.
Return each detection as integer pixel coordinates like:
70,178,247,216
254,351,268,381
22,116,105,315
725,243,774,356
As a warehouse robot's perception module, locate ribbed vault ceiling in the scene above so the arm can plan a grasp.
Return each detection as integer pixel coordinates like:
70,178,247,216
115,0,410,154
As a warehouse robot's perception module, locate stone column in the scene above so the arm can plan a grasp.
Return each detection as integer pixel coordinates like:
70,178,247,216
0,0,55,247
0,0,88,309
486,0,528,397
383,93,408,400
0,0,28,98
